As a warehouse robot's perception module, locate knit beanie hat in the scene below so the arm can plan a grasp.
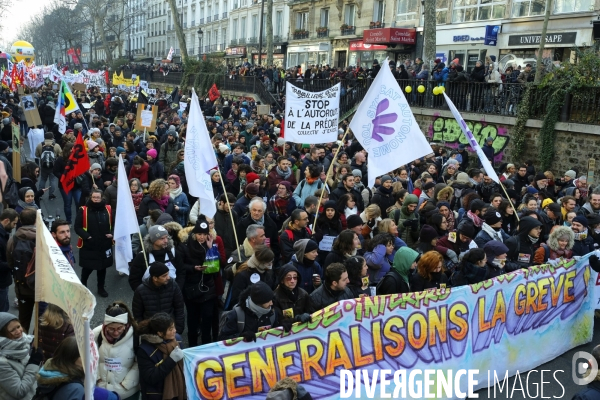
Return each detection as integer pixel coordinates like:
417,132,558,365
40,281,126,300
147,149,157,159
564,170,576,180
0,312,17,332
535,173,547,182
483,209,502,225
149,261,170,277
573,215,589,228
250,281,274,304
245,183,259,196
323,200,337,211
87,140,98,150
483,240,509,261
419,224,438,242
380,175,392,185
192,219,210,234
293,239,318,263
457,219,475,239
526,186,539,194
116,146,126,156
148,225,169,242
352,169,362,178
346,214,364,229
246,172,260,184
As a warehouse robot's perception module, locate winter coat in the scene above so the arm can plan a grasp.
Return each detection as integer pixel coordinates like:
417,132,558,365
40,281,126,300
158,140,182,167
267,168,298,197
74,202,114,271
137,195,176,224
573,233,595,257
179,233,217,302
330,186,364,212
170,192,190,226
137,333,184,400
128,162,150,185
279,224,312,264
229,267,276,310
392,194,420,249
129,237,186,291
38,322,74,361
0,224,12,288
308,283,353,313
292,178,324,207
323,250,348,269
572,380,600,400
0,341,38,400
213,208,239,256
236,214,280,261
132,277,185,333
93,325,139,399
409,271,449,292
376,247,419,296
371,187,396,218
273,285,310,324
505,217,543,270
219,290,281,340
364,245,394,283
474,224,510,248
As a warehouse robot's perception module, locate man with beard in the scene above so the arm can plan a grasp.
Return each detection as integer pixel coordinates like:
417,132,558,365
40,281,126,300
0,209,17,312
579,187,600,218
477,173,500,203
129,224,185,291
51,220,75,267
74,190,114,297
267,157,297,197
571,216,595,257
101,158,118,188
159,127,182,167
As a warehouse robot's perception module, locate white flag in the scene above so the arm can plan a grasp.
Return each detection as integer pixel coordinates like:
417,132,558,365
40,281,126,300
167,47,174,61
443,92,501,184
184,88,218,218
113,157,140,274
349,58,433,188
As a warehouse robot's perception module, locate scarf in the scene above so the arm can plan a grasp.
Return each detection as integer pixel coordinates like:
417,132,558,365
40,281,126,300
247,297,272,316
155,195,170,211
467,211,483,227
59,244,76,266
462,261,488,283
18,198,38,211
344,248,357,258
305,176,319,185
156,339,187,400
345,207,358,218
551,248,572,259
248,254,270,273
0,334,33,361
574,230,589,241
528,235,539,244
269,195,290,217
446,212,456,231
169,185,183,199
102,323,131,345
132,192,144,210
481,223,504,242
276,166,292,180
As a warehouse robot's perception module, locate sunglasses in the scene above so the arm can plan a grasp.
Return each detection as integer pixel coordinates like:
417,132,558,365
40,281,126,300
285,276,298,281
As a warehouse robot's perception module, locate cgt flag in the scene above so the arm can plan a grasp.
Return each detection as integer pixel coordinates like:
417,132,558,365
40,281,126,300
443,92,500,183
208,83,220,102
349,58,433,188
53,80,80,134
60,133,90,194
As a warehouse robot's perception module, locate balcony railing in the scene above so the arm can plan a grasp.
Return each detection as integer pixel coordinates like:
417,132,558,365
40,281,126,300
219,43,226,51
222,12,227,18
214,14,219,20
247,37,258,44
292,31,309,39
340,26,356,35
191,20,196,26
210,44,217,52
317,29,328,38
230,39,238,45
368,21,385,28
207,16,212,22
200,18,204,24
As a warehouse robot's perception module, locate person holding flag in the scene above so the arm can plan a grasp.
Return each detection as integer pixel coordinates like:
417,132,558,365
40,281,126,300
53,79,80,134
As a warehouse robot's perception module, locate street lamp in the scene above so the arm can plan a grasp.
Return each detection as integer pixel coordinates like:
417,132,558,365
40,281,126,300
198,29,203,58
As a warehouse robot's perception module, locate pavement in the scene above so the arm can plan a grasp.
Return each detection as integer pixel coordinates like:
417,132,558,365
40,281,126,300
9,191,600,399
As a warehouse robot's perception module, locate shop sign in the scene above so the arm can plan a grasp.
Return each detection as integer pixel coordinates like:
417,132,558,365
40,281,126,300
226,47,246,56
363,28,416,45
508,32,577,46
349,40,388,51
453,35,485,42
251,46,282,54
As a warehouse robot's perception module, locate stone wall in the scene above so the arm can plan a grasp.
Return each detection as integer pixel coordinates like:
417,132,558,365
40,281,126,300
411,107,600,180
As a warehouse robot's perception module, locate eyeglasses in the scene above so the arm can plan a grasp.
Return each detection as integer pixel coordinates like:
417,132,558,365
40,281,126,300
285,276,298,281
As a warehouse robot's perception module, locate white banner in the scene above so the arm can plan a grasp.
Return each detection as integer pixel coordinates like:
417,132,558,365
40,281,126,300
34,211,98,394
114,157,140,275
349,58,433,188
284,82,340,144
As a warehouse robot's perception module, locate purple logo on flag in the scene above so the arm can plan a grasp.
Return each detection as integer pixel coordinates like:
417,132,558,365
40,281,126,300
371,99,398,142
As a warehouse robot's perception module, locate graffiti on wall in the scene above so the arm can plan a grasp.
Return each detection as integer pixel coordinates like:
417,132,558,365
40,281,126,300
428,115,510,163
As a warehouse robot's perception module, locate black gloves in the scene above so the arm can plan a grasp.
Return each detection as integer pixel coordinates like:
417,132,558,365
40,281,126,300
367,219,376,229
590,255,600,273
402,219,412,227
242,331,256,342
281,320,293,333
28,348,44,366
295,313,312,323
410,219,419,231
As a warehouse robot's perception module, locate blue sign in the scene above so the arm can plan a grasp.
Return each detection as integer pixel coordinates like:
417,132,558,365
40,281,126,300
484,25,501,46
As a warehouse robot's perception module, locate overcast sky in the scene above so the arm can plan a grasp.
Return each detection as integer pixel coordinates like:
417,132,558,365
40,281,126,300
1,0,47,49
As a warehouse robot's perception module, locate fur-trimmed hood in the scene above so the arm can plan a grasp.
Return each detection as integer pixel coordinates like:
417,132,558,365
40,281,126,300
163,221,183,243
36,359,78,386
436,186,454,202
178,226,194,243
547,226,575,251
140,333,164,344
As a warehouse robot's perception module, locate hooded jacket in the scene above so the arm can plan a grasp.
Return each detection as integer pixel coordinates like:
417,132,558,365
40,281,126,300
128,235,186,291
0,335,38,400
505,216,543,270
273,264,311,323
308,281,353,313
393,194,420,248
376,247,419,295
137,333,183,400
219,287,280,340
534,226,574,264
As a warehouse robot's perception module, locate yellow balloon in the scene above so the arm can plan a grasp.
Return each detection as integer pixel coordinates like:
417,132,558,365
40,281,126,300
417,85,425,93
439,86,446,93
433,87,440,95
10,40,35,65
405,86,412,93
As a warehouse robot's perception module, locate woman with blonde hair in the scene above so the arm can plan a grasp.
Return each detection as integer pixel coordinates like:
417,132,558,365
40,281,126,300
360,203,382,238
137,178,176,224
38,304,74,361
409,250,449,291
377,218,408,251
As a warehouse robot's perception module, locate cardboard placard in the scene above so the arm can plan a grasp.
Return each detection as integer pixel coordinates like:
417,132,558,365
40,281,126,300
135,104,158,131
17,86,24,95
72,83,87,93
588,158,596,188
21,96,42,127
257,104,270,115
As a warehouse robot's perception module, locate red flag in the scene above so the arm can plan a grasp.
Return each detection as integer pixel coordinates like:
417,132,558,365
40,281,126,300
60,133,91,194
279,118,284,138
208,84,220,102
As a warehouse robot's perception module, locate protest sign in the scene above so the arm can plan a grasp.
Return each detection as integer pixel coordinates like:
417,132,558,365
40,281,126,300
183,256,595,399
21,95,42,127
34,210,98,397
284,82,340,144
135,104,158,131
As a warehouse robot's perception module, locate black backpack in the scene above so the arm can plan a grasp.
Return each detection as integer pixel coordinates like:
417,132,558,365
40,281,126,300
40,144,56,170
12,237,35,288
376,269,403,296
218,304,276,337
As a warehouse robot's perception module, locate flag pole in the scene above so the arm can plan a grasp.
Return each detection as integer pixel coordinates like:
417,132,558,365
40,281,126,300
33,302,39,348
500,182,520,222
314,127,350,227
139,230,149,268
217,169,240,254
83,318,92,400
